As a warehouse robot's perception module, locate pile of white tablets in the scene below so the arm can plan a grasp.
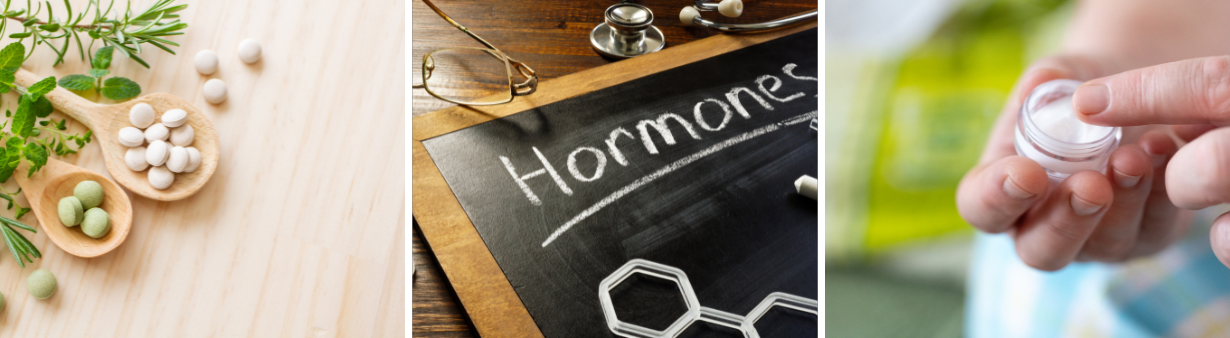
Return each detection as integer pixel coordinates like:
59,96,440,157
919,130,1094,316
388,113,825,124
119,103,201,190
193,38,261,105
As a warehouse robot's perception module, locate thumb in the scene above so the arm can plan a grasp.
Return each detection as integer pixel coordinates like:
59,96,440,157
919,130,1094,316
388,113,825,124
1073,56,1230,127
1213,212,1230,269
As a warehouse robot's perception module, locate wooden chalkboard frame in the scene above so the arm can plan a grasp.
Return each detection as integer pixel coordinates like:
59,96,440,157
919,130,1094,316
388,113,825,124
411,22,818,338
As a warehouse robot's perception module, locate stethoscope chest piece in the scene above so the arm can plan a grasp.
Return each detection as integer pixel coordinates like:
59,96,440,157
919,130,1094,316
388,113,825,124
591,3,665,59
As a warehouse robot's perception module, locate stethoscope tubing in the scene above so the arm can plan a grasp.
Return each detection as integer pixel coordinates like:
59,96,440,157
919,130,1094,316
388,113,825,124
688,9,818,33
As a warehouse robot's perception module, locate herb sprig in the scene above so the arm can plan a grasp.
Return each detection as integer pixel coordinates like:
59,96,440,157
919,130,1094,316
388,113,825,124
0,214,39,267
0,41,91,266
1,0,188,68
58,46,139,100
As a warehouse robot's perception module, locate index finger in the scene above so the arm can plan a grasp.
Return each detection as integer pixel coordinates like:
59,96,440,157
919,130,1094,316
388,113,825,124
1074,56,1230,126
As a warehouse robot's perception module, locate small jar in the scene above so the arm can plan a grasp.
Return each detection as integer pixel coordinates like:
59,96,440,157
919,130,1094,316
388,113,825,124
1014,79,1121,181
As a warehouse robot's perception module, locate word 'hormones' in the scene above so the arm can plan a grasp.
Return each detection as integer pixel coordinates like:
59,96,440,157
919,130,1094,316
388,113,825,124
499,63,817,206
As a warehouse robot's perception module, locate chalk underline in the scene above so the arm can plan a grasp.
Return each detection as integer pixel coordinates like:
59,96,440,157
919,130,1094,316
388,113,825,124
540,111,818,247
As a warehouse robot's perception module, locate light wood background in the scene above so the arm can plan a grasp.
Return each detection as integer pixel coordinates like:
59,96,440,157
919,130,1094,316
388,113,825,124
0,0,405,337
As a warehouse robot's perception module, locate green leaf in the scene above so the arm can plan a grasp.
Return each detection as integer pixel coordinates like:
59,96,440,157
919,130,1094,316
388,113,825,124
22,143,46,177
11,95,35,137
87,68,108,78
0,193,13,209
25,75,55,99
7,32,29,38
92,45,114,70
101,77,140,100
31,96,52,118
12,206,28,222
0,42,24,93
37,23,58,32
0,42,24,70
58,74,94,91
0,147,14,183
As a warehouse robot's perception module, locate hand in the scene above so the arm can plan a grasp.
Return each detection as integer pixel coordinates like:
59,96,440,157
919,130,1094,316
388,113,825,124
956,55,1192,271
1072,55,1230,268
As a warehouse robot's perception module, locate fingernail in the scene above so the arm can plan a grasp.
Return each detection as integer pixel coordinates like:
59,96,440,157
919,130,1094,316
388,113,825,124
1113,169,1141,188
1071,195,1104,216
1003,177,1035,199
1075,84,1110,115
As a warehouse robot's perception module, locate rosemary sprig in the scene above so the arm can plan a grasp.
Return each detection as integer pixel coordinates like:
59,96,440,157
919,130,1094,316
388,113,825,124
0,214,39,267
2,0,187,67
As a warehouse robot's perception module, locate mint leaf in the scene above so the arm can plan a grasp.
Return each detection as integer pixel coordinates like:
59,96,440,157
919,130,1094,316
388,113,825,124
87,68,109,78
22,143,45,177
101,77,140,100
11,95,35,137
14,206,28,220
0,147,12,183
25,76,55,99
22,148,44,174
0,42,24,94
31,96,52,118
0,138,21,183
92,46,114,70
58,74,95,91
0,42,24,71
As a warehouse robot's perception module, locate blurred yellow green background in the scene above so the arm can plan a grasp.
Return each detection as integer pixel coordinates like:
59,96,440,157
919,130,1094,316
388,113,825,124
827,0,1069,258
825,0,1072,335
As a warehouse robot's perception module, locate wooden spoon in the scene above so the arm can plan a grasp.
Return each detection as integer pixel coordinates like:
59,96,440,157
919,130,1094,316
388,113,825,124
14,158,132,258
14,68,219,201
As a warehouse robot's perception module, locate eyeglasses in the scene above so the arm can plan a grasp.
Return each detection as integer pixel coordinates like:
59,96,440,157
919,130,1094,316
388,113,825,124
412,0,538,105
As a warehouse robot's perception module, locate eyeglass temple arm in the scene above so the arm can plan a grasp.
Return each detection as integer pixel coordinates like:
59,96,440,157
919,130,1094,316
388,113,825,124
422,0,503,53
422,0,537,96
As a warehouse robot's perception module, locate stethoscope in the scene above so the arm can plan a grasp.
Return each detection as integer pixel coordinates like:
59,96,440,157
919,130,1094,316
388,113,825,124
591,0,818,59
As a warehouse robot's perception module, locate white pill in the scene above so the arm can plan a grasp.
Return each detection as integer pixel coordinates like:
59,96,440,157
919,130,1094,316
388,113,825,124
162,109,188,128
118,127,145,147
145,123,169,143
129,103,156,128
166,146,188,173
203,79,227,104
170,124,194,146
124,147,149,171
794,175,817,200
679,6,700,26
237,39,261,64
718,0,742,17
194,50,218,75
148,166,174,190
146,140,169,166
185,147,201,173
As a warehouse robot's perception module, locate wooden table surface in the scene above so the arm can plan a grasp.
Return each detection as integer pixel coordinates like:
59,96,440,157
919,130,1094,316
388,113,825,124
0,0,405,337
410,0,816,336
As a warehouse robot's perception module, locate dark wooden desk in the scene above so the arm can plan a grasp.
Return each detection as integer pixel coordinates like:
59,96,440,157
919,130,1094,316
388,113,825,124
410,0,816,336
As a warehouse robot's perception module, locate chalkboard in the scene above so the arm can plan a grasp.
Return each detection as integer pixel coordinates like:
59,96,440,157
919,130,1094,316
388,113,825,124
422,28,818,337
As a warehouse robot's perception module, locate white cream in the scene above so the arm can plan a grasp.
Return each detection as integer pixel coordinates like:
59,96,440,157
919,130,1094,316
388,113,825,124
1030,97,1113,144
1014,80,1121,181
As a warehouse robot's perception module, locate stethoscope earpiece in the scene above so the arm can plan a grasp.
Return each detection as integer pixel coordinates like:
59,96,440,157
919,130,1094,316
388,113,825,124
680,0,816,33
592,0,816,59
717,0,743,18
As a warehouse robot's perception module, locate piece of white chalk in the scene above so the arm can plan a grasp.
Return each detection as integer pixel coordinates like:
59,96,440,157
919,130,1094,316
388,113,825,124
794,175,816,200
